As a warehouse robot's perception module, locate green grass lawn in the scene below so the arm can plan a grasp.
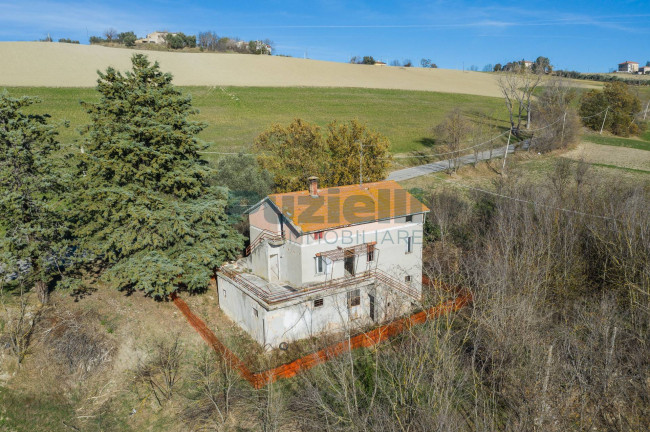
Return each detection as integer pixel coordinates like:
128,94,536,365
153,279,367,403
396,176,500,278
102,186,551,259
583,132,650,151
2,86,510,159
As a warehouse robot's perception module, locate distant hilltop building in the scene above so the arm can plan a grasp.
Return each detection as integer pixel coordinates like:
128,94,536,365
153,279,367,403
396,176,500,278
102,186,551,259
639,65,650,75
522,60,534,69
136,31,176,45
234,40,272,54
618,61,639,73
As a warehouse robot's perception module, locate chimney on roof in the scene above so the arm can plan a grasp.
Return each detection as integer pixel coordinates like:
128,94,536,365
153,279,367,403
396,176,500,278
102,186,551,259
308,176,319,197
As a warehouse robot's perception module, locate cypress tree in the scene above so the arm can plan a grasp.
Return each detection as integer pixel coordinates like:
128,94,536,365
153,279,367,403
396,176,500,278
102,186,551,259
74,54,242,298
0,93,68,303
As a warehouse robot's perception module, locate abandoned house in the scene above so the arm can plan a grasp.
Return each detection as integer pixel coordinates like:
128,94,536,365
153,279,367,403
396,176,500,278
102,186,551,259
216,177,429,349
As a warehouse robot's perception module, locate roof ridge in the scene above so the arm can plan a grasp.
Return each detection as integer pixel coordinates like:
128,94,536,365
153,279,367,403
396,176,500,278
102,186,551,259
263,180,429,233
269,180,399,198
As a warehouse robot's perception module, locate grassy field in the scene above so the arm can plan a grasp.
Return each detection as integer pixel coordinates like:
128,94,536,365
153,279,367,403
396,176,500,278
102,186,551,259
583,132,650,151
2,86,510,157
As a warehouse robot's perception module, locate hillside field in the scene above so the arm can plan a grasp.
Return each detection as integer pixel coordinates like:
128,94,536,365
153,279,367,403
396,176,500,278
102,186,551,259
1,86,511,156
0,42,506,96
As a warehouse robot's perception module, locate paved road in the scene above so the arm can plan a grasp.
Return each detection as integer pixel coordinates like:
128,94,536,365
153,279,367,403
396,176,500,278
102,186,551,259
388,144,516,181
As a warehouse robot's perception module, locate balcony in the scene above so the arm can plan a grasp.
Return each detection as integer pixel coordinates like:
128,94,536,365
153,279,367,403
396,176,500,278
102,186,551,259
218,266,420,307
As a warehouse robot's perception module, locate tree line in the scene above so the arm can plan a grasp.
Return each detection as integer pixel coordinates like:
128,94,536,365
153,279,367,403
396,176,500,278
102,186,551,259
492,56,552,73
90,29,139,47
88,28,273,54
554,69,650,86
349,56,438,68
197,31,272,54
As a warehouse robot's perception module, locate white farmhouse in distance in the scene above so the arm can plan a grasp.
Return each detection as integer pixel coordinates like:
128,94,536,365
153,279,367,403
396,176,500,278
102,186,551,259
216,177,429,349
135,31,175,45
618,61,639,73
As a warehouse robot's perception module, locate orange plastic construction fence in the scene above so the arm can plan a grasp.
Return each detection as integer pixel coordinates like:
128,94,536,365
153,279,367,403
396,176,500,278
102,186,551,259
172,290,471,389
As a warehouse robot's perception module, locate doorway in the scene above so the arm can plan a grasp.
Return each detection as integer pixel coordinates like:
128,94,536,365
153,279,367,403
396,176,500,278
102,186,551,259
344,249,355,276
369,294,375,321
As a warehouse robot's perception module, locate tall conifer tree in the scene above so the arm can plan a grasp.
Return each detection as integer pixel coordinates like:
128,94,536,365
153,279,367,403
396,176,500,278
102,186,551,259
74,54,242,298
0,93,68,303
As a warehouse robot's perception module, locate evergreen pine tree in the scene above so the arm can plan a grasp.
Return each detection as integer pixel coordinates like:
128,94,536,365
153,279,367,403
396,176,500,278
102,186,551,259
0,93,68,303
74,54,242,298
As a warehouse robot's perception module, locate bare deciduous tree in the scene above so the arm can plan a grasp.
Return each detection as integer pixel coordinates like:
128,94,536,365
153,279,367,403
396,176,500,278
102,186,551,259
103,28,117,42
434,109,472,172
532,77,582,152
184,348,243,427
497,64,542,133
1,281,39,365
135,335,184,406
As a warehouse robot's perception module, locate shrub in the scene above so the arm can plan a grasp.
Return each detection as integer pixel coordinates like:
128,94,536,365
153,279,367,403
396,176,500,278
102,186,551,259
580,81,642,136
117,31,137,47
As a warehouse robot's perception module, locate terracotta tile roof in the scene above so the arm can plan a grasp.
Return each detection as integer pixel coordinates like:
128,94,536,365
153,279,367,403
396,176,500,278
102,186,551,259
268,180,429,233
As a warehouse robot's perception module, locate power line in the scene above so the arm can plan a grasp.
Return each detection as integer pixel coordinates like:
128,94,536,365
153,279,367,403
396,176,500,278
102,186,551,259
579,106,609,120
198,106,644,159
430,176,623,223
390,131,509,159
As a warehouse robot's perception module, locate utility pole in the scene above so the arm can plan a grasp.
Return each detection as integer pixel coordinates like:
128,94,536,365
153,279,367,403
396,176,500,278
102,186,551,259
358,140,363,187
501,129,512,174
600,106,609,135
560,111,566,146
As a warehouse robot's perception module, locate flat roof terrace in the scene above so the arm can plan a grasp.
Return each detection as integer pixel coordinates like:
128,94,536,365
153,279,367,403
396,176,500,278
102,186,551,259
218,264,420,309
218,265,376,308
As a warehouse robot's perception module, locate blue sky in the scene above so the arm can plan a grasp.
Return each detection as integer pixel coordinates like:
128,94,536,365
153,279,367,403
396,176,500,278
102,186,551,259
1,0,649,71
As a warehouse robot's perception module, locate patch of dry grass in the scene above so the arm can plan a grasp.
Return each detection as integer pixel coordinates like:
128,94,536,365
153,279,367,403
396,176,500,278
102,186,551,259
563,142,650,172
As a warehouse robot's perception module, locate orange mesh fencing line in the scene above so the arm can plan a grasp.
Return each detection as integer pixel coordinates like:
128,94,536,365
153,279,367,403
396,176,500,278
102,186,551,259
172,290,471,389
171,293,257,384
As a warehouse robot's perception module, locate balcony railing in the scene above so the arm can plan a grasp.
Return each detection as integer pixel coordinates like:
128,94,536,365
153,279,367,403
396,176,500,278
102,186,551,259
218,267,420,305
245,230,285,256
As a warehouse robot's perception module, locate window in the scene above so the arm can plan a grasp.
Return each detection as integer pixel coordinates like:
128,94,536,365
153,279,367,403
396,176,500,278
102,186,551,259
406,236,413,254
223,289,226,298
313,231,324,240
315,255,324,274
367,244,375,262
405,275,412,283
347,289,361,308
314,298,324,308
253,308,258,317
405,215,413,222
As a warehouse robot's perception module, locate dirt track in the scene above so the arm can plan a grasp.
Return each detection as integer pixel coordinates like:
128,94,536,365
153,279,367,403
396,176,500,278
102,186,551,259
0,42,508,96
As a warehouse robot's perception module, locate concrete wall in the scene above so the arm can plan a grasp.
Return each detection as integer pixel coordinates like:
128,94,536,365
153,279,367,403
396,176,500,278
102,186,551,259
219,279,416,348
265,283,414,347
217,275,267,346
